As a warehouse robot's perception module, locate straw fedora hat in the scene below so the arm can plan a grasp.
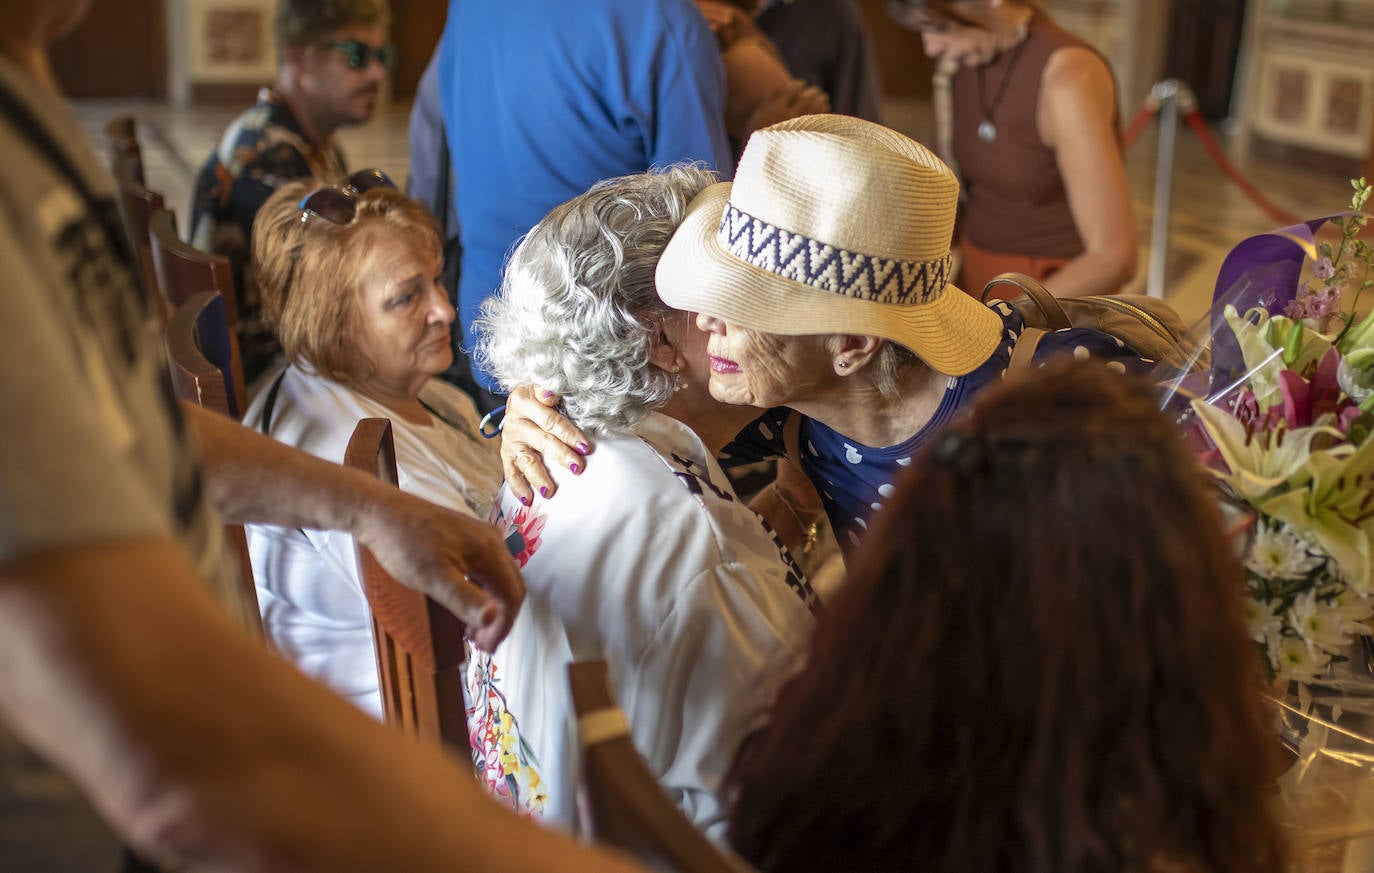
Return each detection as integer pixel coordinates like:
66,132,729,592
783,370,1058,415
656,114,1003,377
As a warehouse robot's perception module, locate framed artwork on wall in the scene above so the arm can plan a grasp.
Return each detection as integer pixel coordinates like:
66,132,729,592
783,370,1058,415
187,0,276,83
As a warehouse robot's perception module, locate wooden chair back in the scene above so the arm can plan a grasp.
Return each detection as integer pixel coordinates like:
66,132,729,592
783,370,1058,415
165,291,243,418
149,207,238,318
102,114,144,186
114,180,165,318
149,207,246,406
568,661,759,873
104,116,163,308
164,291,260,628
343,418,474,757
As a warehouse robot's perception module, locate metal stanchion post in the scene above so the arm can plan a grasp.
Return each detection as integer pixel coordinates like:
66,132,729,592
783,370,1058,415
1145,79,1198,300
1147,80,1177,299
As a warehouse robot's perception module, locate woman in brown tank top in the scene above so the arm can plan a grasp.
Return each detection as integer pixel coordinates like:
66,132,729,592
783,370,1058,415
888,0,1137,300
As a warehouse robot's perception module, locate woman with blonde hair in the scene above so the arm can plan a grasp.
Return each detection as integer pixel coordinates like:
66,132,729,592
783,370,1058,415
244,172,501,717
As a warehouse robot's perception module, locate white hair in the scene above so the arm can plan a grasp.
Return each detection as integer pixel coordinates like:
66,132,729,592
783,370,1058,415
475,165,718,435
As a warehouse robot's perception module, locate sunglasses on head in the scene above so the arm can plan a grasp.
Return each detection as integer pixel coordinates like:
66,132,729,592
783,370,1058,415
296,168,397,225
325,39,397,70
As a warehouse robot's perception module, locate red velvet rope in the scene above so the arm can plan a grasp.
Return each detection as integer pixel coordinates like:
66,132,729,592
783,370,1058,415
1121,94,1303,226
1180,108,1302,226
1120,102,1157,151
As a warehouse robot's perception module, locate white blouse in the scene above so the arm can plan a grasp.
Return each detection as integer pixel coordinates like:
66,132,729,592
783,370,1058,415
467,411,817,839
243,364,501,717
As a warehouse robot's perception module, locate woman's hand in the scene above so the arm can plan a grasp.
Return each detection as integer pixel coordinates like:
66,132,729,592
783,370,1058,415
499,385,592,505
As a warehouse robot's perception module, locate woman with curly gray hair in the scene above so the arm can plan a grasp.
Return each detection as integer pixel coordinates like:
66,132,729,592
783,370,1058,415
465,165,817,838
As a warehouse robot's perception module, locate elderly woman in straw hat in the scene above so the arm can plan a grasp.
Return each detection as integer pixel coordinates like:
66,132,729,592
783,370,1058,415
501,114,1146,558
466,165,816,835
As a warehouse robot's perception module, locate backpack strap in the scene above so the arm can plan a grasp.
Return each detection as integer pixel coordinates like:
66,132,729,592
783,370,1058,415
981,272,1073,331
1006,326,1047,380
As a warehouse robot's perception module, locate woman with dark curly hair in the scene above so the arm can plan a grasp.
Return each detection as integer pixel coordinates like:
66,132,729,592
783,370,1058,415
726,362,1286,873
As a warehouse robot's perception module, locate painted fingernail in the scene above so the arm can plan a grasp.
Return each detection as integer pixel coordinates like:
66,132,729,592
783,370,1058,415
539,486,550,498
520,495,531,506
542,390,555,398
570,463,581,474
576,442,590,455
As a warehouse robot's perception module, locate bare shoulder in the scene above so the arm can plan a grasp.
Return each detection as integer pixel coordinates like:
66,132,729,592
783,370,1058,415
1042,45,1114,95
1038,46,1116,146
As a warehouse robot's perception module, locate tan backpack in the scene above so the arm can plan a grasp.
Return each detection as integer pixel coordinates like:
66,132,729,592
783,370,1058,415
980,273,1207,377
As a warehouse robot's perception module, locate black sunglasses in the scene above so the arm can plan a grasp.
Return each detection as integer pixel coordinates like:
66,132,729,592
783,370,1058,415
296,168,397,226
284,169,397,292
325,39,397,70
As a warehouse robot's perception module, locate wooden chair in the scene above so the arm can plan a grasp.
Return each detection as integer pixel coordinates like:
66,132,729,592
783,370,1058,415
114,179,165,317
164,291,260,629
165,291,243,418
149,207,246,407
344,418,474,757
104,116,166,314
102,114,144,186
568,661,759,873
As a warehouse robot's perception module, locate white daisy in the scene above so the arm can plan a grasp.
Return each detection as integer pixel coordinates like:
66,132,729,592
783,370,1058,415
1246,523,1325,580
1288,591,1357,652
1241,596,1282,644
1270,634,1328,685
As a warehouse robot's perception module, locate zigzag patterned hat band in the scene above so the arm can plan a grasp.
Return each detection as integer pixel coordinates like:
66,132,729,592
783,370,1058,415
718,203,954,305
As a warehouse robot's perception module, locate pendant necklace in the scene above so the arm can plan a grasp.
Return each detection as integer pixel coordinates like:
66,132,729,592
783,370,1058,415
975,19,1032,144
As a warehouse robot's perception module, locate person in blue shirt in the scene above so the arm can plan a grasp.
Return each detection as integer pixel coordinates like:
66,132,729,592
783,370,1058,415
436,0,735,405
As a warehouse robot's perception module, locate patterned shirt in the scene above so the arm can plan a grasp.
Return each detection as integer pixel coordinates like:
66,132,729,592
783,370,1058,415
722,300,1151,557
188,87,348,383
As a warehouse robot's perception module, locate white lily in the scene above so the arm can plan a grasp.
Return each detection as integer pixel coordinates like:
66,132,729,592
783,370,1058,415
1260,438,1374,594
1223,306,1334,407
1190,399,1347,503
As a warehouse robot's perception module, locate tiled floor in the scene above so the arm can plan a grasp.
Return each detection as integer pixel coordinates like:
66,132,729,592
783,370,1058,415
71,94,1357,325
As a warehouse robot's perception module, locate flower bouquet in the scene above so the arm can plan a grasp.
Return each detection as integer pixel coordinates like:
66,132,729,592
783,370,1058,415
1167,180,1374,685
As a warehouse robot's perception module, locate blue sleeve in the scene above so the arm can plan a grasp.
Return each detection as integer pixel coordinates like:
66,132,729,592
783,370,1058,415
651,2,735,179
718,408,792,466
406,53,446,216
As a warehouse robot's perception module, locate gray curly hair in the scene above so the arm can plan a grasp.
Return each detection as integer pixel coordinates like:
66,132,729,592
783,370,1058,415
475,165,718,435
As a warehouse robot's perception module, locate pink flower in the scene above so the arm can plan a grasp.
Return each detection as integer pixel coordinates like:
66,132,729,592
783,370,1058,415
507,506,545,567
1314,256,1336,281
1278,368,1312,428
1269,349,1360,434
492,504,547,568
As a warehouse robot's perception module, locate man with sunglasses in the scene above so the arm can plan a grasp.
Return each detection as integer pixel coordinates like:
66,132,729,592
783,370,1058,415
188,0,394,385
